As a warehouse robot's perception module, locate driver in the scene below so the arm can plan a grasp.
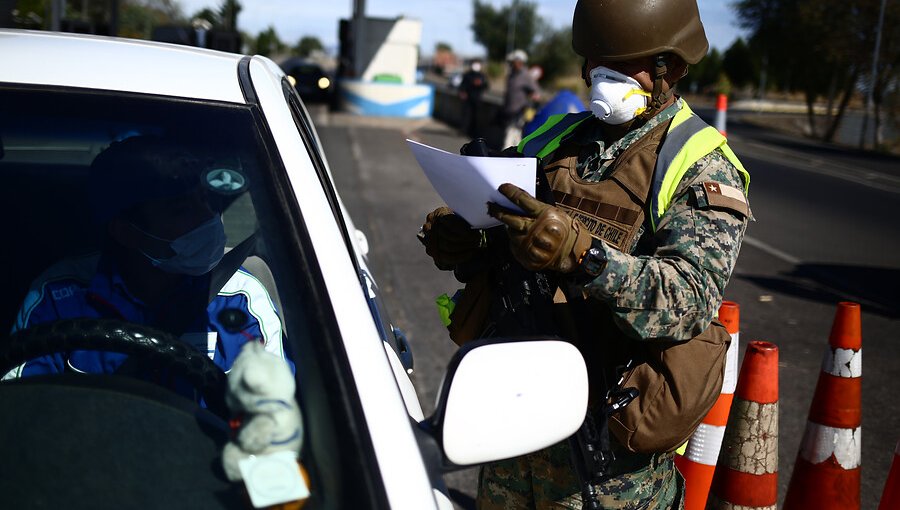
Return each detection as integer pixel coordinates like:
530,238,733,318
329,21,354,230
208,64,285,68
3,135,290,392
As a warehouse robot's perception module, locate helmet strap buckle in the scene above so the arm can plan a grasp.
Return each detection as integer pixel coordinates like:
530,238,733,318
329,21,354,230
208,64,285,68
641,54,671,119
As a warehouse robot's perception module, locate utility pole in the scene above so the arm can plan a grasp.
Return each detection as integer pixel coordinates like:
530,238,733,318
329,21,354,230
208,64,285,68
506,0,518,57
859,0,888,150
353,0,367,78
49,0,63,31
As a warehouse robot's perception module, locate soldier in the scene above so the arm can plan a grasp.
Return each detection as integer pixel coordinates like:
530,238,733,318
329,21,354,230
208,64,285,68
421,0,751,508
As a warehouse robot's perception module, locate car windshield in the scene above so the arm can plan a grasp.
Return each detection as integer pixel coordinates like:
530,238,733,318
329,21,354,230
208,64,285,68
0,87,278,338
0,85,364,507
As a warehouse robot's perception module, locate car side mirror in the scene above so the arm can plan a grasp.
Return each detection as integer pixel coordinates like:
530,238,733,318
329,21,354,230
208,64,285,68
419,338,588,469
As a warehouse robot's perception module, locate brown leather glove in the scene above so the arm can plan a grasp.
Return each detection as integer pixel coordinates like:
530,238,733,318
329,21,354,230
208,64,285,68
421,207,483,271
487,183,592,273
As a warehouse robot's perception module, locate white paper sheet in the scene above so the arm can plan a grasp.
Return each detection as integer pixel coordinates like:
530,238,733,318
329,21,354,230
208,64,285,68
406,139,537,228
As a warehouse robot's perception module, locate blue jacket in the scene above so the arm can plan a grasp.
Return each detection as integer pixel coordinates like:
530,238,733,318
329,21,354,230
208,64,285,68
4,253,291,385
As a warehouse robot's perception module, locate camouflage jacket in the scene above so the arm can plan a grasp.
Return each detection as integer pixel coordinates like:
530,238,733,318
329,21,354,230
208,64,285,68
572,99,750,341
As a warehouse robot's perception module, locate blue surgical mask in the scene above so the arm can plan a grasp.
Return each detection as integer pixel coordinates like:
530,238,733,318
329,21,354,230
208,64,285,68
136,215,227,276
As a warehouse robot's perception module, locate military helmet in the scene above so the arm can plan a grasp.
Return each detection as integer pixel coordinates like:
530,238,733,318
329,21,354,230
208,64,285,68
572,0,709,65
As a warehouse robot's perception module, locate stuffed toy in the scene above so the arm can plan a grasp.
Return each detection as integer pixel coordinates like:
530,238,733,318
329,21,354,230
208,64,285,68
222,341,303,483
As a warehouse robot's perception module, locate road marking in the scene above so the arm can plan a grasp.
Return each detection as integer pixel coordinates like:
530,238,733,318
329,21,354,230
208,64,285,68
741,235,892,315
742,235,801,265
729,135,900,195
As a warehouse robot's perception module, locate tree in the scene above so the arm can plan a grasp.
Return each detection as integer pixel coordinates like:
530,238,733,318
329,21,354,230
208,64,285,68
733,0,881,143
191,7,221,28
678,49,723,95
471,0,543,62
528,27,580,85
722,39,757,90
435,42,453,53
219,0,241,30
294,36,324,57
253,25,284,57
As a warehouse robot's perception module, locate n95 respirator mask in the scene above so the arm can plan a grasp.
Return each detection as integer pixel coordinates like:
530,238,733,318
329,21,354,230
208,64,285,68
588,65,651,125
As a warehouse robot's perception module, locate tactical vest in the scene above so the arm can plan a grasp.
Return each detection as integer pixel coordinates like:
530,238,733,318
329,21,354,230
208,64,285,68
517,102,749,253
512,102,750,453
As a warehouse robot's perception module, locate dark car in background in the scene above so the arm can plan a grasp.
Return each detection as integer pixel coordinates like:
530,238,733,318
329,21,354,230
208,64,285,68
280,57,333,103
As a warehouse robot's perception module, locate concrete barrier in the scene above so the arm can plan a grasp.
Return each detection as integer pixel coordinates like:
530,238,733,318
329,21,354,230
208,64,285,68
430,82,506,149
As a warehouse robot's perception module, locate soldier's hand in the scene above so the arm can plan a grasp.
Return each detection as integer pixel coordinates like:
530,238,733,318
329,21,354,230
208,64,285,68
420,207,484,271
487,183,592,273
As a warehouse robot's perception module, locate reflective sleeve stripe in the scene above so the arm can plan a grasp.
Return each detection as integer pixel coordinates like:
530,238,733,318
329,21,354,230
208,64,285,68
649,102,750,232
822,348,862,378
799,423,862,469
518,111,593,158
650,115,717,231
684,422,727,466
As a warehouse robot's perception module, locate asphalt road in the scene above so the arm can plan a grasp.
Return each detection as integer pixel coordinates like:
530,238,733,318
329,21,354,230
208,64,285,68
311,104,900,509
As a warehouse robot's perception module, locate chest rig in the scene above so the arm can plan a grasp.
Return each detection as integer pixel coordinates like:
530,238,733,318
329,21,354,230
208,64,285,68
541,118,672,254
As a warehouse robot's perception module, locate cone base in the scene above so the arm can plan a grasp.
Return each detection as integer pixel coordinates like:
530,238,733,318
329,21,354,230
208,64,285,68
784,456,860,510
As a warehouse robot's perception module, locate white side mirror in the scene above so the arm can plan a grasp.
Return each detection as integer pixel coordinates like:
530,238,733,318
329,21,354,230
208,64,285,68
426,339,589,467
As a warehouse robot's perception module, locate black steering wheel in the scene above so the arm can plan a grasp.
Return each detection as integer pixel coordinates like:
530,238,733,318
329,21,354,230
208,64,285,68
0,317,229,417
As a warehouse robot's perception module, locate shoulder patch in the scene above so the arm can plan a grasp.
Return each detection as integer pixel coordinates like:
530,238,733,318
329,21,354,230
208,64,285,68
693,182,750,218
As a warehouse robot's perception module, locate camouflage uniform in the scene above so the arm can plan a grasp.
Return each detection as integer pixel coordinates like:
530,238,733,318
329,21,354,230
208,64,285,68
477,99,750,509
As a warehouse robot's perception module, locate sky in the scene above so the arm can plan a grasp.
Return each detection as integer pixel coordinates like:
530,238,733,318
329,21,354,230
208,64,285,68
179,0,747,57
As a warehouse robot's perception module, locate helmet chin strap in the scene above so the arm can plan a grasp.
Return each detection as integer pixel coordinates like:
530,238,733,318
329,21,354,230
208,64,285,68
639,54,672,120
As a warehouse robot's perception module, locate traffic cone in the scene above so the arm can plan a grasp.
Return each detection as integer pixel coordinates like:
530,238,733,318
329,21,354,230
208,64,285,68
676,301,741,510
784,302,862,510
714,94,727,136
878,440,900,510
707,341,779,510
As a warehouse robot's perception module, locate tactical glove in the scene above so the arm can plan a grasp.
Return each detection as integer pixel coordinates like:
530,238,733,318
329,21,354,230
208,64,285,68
421,207,484,271
488,183,593,273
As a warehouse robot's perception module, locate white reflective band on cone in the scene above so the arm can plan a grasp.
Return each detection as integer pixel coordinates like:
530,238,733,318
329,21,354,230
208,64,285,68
799,423,861,469
722,331,739,393
684,422,726,466
821,348,862,378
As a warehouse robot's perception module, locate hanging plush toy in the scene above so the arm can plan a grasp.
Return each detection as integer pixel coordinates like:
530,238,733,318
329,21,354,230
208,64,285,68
222,341,307,508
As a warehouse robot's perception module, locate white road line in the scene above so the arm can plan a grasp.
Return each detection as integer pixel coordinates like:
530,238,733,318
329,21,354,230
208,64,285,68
730,136,900,195
741,235,890,314
742,235,801,265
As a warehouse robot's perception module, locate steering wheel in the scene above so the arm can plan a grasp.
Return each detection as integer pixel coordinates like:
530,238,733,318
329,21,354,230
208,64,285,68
0,318,229,417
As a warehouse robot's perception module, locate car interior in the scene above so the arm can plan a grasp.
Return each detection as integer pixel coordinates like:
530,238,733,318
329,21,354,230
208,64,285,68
0,85,299,508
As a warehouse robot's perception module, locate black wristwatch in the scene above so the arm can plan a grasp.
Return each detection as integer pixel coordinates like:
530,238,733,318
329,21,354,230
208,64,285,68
579,243,607,277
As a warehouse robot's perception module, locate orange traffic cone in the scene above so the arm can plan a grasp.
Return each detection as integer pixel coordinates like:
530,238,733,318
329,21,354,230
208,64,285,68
784,302,862,510
707,341,779,510
676,301,741,510
878,440,900,510
714,94,728,136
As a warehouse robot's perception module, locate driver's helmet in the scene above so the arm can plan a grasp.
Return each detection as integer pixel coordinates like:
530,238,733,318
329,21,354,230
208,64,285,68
88,135,247,227
571,0,709,65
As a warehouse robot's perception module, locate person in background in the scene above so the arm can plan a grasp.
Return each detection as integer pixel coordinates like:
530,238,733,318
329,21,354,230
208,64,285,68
458,59,490,138
500,49,541,149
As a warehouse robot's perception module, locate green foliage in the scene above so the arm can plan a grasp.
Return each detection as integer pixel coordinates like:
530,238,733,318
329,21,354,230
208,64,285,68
253,25,284,57
191,8,221,27
294,36,324,57
722,39,756,89
678,48,723,94
435,42,453,53
529,27,580,85
219,0,241,30
471,0,543,61
118,0,186,39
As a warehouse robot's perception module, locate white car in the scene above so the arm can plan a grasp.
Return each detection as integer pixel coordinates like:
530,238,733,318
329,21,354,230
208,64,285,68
0,30,588,509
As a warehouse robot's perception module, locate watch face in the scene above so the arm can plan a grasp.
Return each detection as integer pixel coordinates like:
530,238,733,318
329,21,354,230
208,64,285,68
583,247,606,276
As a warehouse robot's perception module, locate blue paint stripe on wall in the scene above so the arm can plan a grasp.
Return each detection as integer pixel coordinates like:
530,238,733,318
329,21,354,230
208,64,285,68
339,84,434,118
